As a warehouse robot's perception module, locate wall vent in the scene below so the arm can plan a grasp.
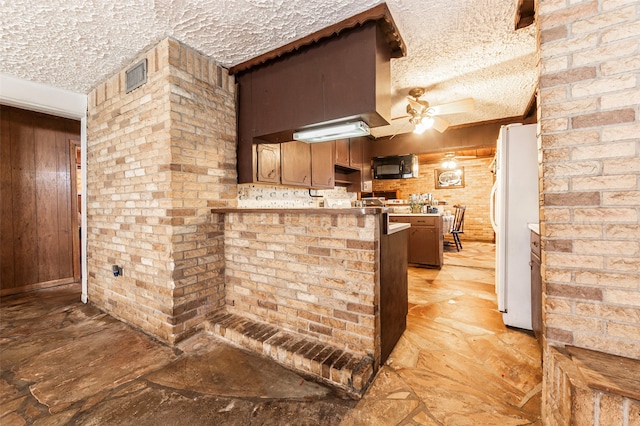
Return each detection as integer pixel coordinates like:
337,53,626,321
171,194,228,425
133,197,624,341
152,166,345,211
126,59,147,93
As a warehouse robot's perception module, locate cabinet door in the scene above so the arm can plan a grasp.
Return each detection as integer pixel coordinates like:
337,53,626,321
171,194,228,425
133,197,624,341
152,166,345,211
281,141,311,187
335,139,350,167
256,144,281,183
531,251,542,347
311,141,335,188
361,138,372,192
349,137,363,169
408,227,438,265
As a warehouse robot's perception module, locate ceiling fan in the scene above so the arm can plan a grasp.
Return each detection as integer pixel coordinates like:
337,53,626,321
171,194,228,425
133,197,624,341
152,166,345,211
401,88,475,135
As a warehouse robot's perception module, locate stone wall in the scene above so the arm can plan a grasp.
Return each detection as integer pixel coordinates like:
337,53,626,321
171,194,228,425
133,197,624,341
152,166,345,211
222,211,380,359
373,157,495,241
86,38,235,344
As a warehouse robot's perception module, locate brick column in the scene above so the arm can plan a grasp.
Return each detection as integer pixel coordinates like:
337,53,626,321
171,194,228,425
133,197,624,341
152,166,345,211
87,38,236,344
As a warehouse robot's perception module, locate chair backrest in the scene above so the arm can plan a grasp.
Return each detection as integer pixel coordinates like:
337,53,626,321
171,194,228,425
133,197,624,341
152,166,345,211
452,205,466,233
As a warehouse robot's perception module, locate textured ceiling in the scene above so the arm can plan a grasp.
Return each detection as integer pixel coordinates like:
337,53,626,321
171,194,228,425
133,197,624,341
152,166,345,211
0,0,537,137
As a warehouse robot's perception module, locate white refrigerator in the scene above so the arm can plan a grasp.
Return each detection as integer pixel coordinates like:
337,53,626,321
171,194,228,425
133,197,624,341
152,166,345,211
490,123,539,330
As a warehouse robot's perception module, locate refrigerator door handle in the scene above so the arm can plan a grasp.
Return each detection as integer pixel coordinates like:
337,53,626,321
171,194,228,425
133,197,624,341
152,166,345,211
490,179,498,233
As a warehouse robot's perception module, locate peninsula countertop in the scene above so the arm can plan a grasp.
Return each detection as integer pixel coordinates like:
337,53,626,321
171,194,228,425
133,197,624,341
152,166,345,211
212,207,387,215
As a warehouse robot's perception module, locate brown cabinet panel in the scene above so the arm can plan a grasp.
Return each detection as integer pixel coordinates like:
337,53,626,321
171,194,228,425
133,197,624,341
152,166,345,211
389,215,443,268
311,142,334,188
408,228,437,264
335,139,350,167
281,141,311,187
531,231,542,348
255,144,281,183
335,138,363,170
349,137,363,169
380,226,408,364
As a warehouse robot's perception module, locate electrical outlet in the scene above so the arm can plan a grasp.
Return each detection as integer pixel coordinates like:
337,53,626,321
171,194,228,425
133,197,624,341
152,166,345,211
112,265,123,277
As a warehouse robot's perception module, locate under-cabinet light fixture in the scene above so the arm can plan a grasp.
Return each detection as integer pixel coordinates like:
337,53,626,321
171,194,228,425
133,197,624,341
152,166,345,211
293,121,370,143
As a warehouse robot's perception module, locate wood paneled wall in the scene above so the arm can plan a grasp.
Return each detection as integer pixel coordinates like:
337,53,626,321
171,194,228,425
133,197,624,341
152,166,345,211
0,105,81,294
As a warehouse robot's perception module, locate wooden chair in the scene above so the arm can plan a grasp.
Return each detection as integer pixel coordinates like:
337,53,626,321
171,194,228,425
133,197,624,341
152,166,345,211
450,205,466,251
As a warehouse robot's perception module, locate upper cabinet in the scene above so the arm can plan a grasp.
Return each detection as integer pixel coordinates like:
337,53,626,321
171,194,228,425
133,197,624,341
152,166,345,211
281,141,311,187
335,139,350,168
255,144,281,184
233,4,406,184
311,142,335,189
335,138,363,170
253,141,334,189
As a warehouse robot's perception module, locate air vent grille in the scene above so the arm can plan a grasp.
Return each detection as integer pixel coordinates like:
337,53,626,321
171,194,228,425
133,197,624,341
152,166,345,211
126,59,147,93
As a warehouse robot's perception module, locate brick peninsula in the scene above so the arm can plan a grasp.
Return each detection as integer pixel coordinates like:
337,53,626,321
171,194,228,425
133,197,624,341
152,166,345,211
209,207,409,396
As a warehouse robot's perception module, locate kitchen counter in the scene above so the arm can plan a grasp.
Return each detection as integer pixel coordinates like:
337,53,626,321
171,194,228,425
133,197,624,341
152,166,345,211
387,222,411,234
528,223,540,234
213,207,385,215
388,214,444,268
388,213,442,217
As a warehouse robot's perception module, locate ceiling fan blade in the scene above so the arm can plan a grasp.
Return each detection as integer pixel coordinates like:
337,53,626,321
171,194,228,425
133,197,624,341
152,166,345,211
406,96,428,112
432,116,450,133
389,120,413,140
430,98,475,116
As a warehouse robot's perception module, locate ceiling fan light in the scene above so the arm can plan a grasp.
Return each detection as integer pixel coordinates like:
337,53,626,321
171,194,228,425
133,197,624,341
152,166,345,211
413,122,427,134
420,116,434,129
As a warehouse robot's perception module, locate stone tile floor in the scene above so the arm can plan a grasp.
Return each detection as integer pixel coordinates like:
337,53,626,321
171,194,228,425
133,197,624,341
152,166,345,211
1,241,541,425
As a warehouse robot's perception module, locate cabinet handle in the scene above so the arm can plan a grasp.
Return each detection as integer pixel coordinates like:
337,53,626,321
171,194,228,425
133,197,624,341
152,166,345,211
268,169,275,178
304,175,308,183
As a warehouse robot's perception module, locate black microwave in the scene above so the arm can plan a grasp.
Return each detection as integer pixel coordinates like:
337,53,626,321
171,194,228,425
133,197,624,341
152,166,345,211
373,154,419,179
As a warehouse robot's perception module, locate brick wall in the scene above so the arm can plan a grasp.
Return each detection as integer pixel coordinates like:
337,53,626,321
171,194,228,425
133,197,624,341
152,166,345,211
543,347,640,425
86,38,235,344
538,0,640,421
373,157,495,241
223,211,379,359
538,0,640,359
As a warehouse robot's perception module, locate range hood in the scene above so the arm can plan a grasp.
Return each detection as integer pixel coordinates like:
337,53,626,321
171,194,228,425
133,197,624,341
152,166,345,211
234,5,405,182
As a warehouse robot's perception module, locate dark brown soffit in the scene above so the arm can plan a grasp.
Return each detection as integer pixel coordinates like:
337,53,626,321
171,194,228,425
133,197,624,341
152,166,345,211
515,0,535,30
229,3,406,75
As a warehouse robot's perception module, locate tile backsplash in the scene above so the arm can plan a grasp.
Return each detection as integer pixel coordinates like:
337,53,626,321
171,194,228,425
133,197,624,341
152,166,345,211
237,184,355,208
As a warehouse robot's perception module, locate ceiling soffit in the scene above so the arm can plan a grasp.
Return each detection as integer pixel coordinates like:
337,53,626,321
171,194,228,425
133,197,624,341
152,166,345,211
229,3,405,75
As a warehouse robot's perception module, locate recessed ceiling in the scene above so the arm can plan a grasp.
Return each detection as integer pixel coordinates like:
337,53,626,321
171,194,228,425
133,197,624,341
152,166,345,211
0,0,537,138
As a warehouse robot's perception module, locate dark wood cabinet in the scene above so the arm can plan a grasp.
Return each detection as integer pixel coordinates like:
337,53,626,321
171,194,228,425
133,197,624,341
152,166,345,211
335,139,350,167
255,144,281,183
254,141,335,189
311,142,335,188
349,137,363,169
335,138,362,170
408,227,438,265
379,221,408,364
530,230,542,347
389,215,443,268
281,141,311,186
